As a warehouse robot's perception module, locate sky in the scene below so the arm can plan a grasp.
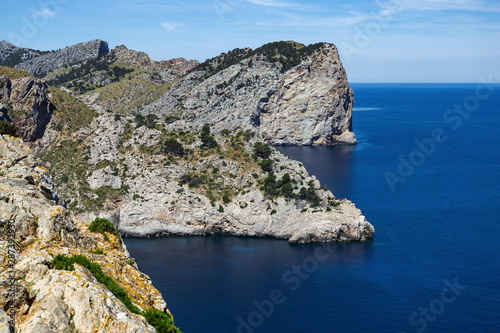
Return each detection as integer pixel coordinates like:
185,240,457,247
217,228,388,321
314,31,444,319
1,0,499,82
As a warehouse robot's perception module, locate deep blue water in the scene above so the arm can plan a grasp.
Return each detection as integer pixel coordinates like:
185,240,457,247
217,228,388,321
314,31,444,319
124,83,500,333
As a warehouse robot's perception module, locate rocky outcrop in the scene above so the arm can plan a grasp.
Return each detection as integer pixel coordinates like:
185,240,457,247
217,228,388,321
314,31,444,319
15,40,109,77
258,44,356,145
74,115,373,244
0,41,44,68
112,45,199,76
0,135,175,332
0,75,53,142
143,42,356,145
158,58,199,76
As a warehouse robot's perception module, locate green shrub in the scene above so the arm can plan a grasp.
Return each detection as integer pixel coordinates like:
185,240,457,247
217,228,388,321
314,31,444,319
162,139,185,156
244,131,255,142
0,120,17,136
164,115,180,124
222,194,231,204
200,125,218,149
134,114,145,127
89,249,105,255
220,129,230,136
50,254,182,332
179,174,202,188
88,217,121,241
297,186,322,207
145,114,158,129
253,142,272,159
259,159,273,173
143,308,181,333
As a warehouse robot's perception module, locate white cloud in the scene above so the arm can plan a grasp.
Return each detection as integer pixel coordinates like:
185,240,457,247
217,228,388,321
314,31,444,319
32,8,58,18
245,0,294,7
160,22,178,31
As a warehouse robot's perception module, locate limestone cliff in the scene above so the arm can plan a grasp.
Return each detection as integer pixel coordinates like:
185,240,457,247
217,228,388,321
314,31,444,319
0,40,372,245
0,41,46,68
144,41,357,145
0,135,179,332
0,75,53,142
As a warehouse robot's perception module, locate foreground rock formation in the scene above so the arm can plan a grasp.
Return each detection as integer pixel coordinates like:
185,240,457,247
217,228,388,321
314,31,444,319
0,135,175,332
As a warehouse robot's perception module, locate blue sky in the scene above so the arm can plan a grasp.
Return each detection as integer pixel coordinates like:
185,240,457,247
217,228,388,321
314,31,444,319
1,0,499,82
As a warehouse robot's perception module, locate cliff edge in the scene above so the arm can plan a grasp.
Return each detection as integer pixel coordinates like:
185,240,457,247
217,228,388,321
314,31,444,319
0,135,180,332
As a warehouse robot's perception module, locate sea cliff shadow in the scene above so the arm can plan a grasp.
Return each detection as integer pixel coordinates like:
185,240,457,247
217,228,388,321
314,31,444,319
275,145,356,198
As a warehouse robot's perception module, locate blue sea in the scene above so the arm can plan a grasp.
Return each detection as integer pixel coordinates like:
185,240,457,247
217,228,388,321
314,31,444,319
124,83,500,333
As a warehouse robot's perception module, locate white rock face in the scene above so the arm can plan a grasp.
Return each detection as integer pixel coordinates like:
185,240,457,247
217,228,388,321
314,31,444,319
88,166,122,190
16,40,109,77
259,44,356,145
143,42,356,146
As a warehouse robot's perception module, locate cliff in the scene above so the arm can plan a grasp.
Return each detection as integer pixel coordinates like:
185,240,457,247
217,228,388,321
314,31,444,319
0,40,372,245
144,41,356,145
0,135,179,332
0,74,53,142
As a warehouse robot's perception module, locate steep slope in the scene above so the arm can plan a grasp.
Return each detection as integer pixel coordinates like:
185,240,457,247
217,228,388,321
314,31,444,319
0,40,372,244
0,41,48,68
14,40,109,77
144,41,356,145
0,135,180,332
0,66,97,154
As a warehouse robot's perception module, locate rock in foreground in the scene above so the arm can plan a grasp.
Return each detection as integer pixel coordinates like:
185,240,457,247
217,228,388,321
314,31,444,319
0,135,178,332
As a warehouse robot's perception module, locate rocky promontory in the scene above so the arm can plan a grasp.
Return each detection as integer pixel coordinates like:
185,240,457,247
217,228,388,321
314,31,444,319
0,40,373,245
144,41,357,145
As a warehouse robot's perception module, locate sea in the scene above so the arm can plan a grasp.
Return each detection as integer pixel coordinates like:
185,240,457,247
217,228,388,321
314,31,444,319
124,83,500,333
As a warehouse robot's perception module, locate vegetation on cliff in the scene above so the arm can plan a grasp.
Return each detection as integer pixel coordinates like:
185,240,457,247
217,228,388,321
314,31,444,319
51,253,181,332
0,120,18,136
196,41,328,76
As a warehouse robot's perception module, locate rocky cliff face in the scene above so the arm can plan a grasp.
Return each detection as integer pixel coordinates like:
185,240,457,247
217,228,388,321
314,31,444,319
0,135,176,332
0,75,53,142
144,41,356,145
0,40,371,245
14,40,109,77
258,44,355,145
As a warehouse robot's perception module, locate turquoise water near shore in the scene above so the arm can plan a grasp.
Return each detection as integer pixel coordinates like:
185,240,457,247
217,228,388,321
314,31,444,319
124,83,500,332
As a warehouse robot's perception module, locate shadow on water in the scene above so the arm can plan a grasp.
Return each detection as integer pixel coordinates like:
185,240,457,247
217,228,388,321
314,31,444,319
124,236,375,332
275,145,355,198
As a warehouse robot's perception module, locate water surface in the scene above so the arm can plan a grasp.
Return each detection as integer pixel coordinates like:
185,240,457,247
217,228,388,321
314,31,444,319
125,83,500,332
